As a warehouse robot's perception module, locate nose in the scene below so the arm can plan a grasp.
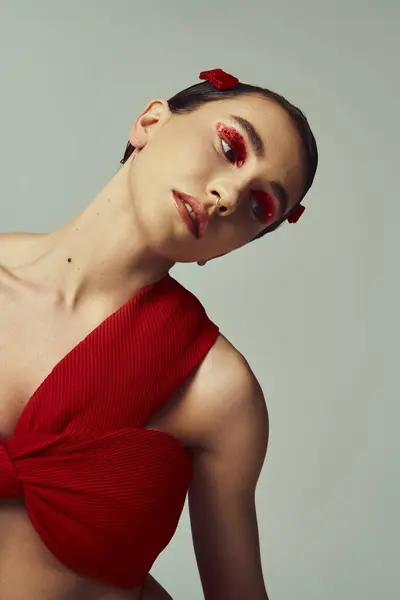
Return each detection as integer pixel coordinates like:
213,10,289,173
207,179,242,216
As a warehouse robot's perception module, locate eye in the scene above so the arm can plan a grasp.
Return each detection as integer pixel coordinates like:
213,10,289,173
220,138,236,163
250,191,276,224
216,123,247,167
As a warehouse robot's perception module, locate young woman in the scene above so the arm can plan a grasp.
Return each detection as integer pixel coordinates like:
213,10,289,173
0,70,318,600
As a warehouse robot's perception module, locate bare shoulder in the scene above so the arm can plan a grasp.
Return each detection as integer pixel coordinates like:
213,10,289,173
186,334,270,598
185,333,269,456
0,231,50,265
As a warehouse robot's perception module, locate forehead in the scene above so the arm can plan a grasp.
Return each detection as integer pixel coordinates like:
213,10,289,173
196,95,306,205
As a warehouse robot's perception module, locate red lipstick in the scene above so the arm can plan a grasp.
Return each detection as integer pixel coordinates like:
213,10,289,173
172,190,209,238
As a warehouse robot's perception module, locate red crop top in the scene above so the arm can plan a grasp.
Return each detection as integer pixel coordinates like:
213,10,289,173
0,275,219,589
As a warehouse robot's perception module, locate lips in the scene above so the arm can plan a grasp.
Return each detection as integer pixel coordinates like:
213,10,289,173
173,190,209,238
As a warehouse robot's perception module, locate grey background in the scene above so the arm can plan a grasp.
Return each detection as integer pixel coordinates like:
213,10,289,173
0,1,399,598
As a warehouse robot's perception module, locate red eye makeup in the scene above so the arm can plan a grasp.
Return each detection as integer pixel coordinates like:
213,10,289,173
216,121,279,225
216,123,247,167
251,190,276,224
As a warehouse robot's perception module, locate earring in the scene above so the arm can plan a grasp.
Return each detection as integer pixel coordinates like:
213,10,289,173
120,141,135,165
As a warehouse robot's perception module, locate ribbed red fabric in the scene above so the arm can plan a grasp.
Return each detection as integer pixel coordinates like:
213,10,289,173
0,275,219,589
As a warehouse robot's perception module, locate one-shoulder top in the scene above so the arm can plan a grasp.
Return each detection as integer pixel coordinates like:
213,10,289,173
0,275,219,588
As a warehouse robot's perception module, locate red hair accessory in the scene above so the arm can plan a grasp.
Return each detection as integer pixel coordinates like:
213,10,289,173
287,204,305,223
199,69,239,90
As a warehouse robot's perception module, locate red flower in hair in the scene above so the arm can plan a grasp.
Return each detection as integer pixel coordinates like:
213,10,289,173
287,204,305,223
199,69,239,90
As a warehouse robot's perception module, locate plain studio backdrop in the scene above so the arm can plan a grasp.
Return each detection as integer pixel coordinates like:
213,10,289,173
0,1,398,598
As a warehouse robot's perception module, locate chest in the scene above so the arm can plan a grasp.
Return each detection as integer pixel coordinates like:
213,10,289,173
0,292,201,446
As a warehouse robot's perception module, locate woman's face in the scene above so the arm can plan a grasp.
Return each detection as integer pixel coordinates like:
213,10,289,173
127,94,306,263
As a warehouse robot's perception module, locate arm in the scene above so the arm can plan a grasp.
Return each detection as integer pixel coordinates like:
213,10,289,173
188,343,270,600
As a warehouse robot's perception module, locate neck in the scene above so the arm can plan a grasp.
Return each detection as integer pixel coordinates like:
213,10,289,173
9,157,174,310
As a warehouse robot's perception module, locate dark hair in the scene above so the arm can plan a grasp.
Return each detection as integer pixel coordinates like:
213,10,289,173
120,80,318,238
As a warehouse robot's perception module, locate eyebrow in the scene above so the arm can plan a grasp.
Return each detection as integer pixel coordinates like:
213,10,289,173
271,181,289,216
230,115,265,158
229,114,290,216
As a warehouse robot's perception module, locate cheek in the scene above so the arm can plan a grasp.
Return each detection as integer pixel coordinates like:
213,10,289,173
174,119,215,156
208,209,258,251
174,135,217,181
135,121,217,189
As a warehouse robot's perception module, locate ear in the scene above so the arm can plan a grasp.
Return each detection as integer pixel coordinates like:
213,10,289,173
129,99,171,149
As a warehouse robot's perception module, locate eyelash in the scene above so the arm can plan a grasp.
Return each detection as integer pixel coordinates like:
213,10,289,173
219,136,276,225
217,124,247,167
220,137,238,164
